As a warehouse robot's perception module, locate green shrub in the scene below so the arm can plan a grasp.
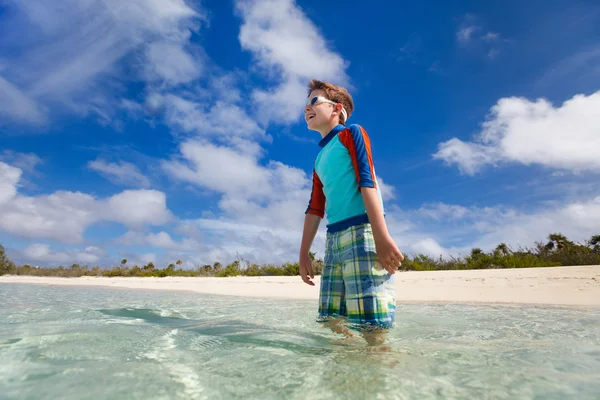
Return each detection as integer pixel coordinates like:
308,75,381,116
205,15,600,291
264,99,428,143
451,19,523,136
3,232,598,277
0,245,16,275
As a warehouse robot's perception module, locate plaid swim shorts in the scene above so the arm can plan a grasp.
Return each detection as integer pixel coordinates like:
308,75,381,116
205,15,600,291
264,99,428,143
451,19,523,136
317,222,396,331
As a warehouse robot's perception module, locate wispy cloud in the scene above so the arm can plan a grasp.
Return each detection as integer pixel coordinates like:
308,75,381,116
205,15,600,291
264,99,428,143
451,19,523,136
482,32,500,42
456,14,504,58
0,0,206,125
117,231,202,252
536,45,600,93
0,0,355,267
0,150,43,177
87,159,151,188
395,34,422,63
235,0,350,124
457,25,480,44
159,94,265,141
415,197,600,253
0,77,47,125
21,243,106,265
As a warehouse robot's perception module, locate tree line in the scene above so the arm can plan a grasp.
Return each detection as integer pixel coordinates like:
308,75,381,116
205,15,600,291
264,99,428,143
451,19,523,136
1,233,599,278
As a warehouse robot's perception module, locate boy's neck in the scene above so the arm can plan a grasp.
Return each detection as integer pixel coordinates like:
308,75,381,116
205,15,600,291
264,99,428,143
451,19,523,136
318,120,341,138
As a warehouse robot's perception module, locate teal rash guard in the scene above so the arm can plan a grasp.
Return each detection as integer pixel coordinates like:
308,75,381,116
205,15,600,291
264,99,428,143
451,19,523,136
305,124,385,233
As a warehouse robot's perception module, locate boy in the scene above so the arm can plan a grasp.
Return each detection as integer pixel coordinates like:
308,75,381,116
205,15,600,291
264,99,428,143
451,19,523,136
299,79,404,347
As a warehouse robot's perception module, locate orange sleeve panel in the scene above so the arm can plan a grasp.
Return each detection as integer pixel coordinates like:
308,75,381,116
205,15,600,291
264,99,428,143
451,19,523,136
305,169,326,218
338,124,377,191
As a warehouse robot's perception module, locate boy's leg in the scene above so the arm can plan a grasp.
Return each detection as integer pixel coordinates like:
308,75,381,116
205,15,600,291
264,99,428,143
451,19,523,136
341,223,397,345
317,232,351,337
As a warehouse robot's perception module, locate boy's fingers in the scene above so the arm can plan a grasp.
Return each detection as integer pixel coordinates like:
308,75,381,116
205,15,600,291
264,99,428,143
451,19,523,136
300,265,315,285
392,250,404,262
307,264,314,279
383,260,396,274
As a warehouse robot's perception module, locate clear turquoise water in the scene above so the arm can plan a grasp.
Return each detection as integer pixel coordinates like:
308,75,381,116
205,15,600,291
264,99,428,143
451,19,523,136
1,283,599,400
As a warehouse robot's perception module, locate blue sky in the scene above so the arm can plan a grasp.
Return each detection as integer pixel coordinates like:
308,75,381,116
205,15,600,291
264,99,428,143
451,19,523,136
1,0,599,268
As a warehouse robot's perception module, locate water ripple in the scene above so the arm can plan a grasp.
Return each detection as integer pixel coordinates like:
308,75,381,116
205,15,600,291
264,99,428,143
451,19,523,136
0,283,599,399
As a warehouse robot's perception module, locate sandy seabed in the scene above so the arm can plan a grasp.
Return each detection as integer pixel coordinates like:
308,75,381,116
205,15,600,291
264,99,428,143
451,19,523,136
1,265,599,306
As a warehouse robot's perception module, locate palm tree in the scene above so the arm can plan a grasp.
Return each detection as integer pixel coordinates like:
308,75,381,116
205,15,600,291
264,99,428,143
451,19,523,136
176,260,182,266
590,235,600,252
545,233,573,251
494,243,510,257
0,244,16,274
470,248,484,258
143,262,155,271
121,259,127,266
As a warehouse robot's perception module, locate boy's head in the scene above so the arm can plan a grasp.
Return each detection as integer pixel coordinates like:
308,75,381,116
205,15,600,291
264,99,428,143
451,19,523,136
305,79,354,134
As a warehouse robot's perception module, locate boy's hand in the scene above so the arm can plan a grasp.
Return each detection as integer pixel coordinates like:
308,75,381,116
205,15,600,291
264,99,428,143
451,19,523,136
374,234,404,274
299,253,315,286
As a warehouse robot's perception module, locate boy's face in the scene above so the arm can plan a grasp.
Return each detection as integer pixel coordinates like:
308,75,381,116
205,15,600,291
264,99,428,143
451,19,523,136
305,89,337,132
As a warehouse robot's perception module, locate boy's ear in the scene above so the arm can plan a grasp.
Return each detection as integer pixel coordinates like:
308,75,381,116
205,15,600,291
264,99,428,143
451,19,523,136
335,103,344,121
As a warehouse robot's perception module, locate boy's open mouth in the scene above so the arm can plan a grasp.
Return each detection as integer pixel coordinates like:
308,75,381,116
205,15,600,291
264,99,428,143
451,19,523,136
307,115,315,121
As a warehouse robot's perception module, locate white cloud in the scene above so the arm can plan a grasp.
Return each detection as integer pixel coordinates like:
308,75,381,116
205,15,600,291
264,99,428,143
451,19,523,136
419,203,472,221
472,197,600,250
0,77,47,125
418,202,512,222
536,45,600,92
159,138,323,263
482,32,500,42
0,191,97,243
0,0,205,124
455,14,503,58
457,25,479,44
21,243,105,264
162,141,271,198
161,94,264,139
177,216,321,265
87,159,151,188
118,230,201,252
409,238,451,258
145,41,202,85
250,78,308,125
413,198,600,254
104,190,173,229
0,150,43,177
377,176,396,201
0,162,172,243
235,0,349,124
148,42,201,85
0,162,21,204
434,91,600,175
159,132,412,264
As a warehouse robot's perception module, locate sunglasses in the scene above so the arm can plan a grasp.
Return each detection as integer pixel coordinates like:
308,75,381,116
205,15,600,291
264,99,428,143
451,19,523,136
306,96,348,122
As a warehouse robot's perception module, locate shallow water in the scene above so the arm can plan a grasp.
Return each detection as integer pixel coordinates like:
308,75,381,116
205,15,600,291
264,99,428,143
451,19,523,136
1,283,599,399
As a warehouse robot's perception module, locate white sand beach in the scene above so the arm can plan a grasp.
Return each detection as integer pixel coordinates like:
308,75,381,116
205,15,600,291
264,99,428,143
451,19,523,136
1,265,599,306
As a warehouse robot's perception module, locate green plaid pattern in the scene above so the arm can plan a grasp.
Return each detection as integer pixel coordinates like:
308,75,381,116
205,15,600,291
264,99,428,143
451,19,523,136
317,223,396,330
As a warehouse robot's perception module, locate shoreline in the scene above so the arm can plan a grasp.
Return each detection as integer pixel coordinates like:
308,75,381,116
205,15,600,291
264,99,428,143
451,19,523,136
1,265,599,306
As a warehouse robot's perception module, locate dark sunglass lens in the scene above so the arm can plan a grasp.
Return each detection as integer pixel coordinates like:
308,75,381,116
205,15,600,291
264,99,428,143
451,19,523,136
310,97,318,105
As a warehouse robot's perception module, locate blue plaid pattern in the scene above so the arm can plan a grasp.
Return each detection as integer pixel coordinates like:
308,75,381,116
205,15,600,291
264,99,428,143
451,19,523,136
317,223,396,331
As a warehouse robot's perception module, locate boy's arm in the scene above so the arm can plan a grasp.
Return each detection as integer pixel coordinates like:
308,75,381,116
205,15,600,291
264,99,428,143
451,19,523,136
299,212,322,286
300,170,326,286
361,187,403,274
339,124,404,273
